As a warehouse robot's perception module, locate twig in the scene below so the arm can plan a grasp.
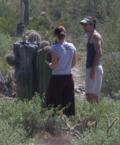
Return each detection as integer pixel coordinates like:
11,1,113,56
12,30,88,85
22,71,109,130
60,115,81,139
106,117,119,133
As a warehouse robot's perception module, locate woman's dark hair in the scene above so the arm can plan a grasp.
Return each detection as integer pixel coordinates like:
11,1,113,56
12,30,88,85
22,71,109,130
54,26,66,39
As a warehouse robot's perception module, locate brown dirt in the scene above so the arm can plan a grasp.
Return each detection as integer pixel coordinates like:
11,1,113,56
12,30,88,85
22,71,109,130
32,132,74,145
0,96,16,101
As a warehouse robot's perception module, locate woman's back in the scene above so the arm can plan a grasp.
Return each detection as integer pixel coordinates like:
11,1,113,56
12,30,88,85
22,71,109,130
52,41,76,75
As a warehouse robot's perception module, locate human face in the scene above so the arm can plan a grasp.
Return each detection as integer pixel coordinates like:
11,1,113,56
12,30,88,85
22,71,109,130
55,34,65,43
82,23,94,33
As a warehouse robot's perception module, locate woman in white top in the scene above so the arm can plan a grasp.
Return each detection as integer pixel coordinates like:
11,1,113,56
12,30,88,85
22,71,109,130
45,26,77,116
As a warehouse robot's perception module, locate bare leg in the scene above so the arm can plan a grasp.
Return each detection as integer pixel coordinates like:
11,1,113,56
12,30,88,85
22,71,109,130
86,93,99,104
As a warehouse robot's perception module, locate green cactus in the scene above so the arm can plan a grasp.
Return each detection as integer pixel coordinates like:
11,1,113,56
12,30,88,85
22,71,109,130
5,53,25,99
39,40,50,49
6,40,51,100
16,77,33,100
10,41,37,100
5,53,15,66
36,41,51,97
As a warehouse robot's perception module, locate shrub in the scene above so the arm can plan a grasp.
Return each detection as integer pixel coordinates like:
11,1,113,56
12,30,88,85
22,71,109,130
73,98,120,145
1,96,120,145
0,120,26,145
0,32,13,72
102,53,120,98
0,32,13,57
101,1,120,98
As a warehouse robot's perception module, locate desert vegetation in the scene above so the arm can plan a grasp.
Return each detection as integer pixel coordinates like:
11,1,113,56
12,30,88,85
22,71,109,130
0,0,120,144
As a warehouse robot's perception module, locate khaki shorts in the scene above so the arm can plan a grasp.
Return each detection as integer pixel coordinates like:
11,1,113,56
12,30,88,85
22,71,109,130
85,65,104,96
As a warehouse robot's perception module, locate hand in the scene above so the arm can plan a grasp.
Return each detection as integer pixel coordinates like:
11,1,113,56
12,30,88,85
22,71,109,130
90,68,96,80
45,60,53,69
45,60,49,65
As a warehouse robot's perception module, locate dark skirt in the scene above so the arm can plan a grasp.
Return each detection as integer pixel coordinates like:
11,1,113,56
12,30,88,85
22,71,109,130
45,75,75,116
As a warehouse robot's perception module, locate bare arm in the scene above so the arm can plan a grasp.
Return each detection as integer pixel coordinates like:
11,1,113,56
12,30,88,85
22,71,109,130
92,34,102,69
72,51,77,68
48,52,59,69
90,34,102,80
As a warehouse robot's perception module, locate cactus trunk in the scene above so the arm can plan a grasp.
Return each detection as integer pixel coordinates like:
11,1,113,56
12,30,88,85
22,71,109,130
16,77,33,100
36,49,51,97
6,40,51,100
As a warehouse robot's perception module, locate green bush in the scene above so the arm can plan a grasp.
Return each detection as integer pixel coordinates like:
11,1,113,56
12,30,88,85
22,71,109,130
0,95,57,144
101,1,120,98
0,32,13,57
0,120,26,145
0,17,16,34
73,98,120,145
0,96,120,145
102,53,120,98
0,32,13,72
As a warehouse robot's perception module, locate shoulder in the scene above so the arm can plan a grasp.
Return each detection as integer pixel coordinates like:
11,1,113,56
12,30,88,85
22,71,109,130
64,42,76,51
52,42,60,48
93,31,102,41
51,43,59,54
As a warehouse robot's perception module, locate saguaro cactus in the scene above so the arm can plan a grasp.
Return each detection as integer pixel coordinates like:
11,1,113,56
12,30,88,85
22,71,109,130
13,41,38,100
6,53,15,66
36,41,51,96
6,39,51,100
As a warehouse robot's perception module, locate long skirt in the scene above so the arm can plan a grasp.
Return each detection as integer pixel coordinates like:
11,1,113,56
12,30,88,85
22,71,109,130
45,75,75,116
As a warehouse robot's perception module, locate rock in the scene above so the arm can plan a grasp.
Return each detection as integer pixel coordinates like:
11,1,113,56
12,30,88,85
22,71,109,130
75,85,85,94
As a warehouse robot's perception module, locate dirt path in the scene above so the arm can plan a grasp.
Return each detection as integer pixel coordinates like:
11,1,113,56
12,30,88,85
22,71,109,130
72,53,86,100
31,131,74,145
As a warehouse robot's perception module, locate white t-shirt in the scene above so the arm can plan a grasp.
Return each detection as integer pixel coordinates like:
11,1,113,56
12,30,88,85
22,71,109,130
52,41,76,75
